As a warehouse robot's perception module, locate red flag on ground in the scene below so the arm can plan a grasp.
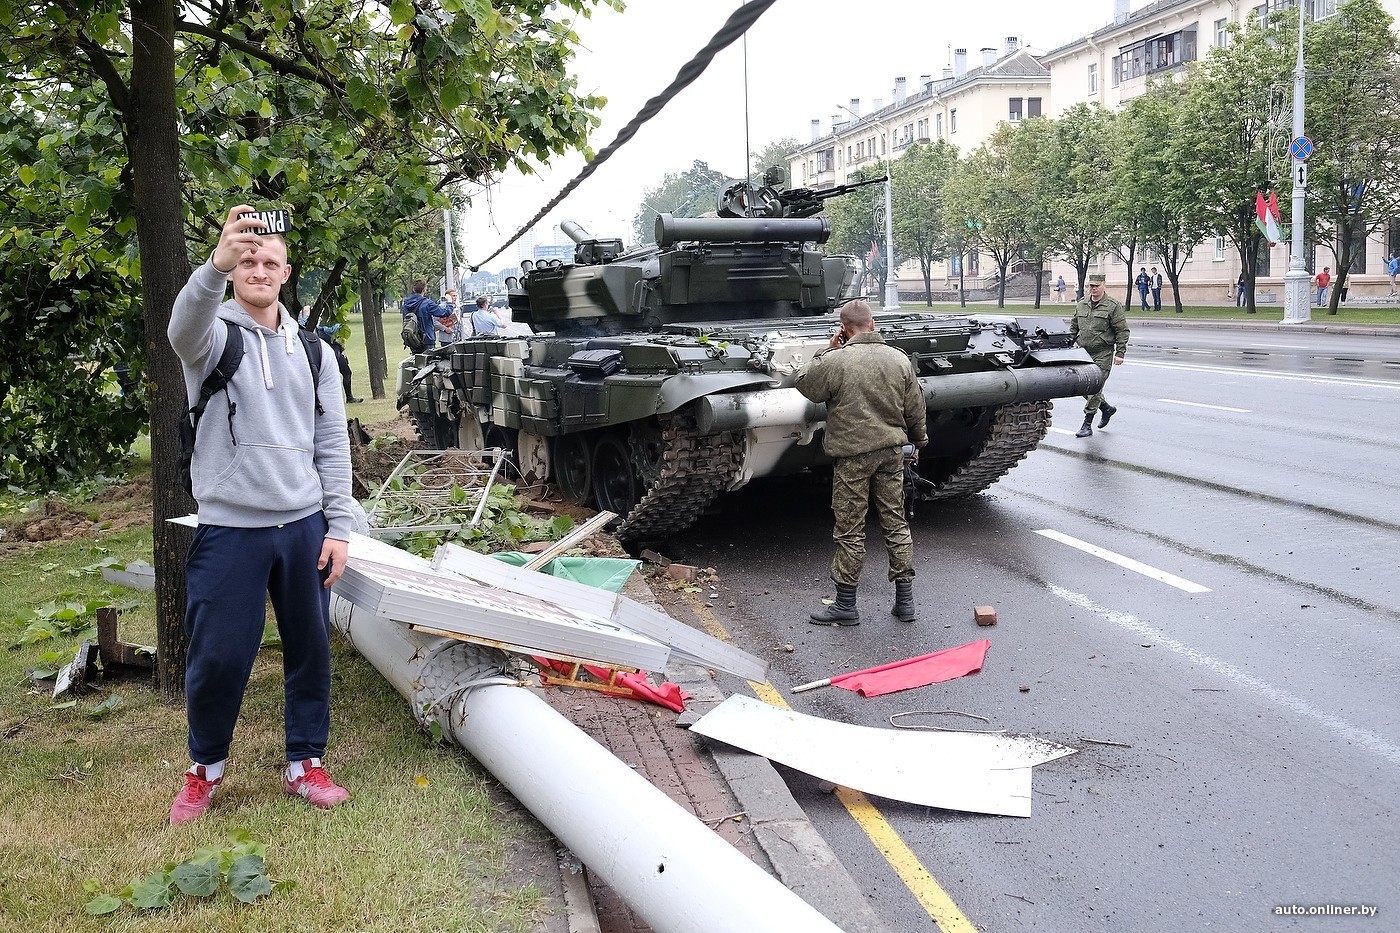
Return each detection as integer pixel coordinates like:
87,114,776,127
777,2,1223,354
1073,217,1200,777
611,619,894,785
533,657,690,712
795,640,991,698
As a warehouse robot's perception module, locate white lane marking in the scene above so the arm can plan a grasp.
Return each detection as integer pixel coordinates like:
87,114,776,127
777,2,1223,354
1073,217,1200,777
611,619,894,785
1133,359,1400,391
1156,399,1252,413
1035,529,1212,593
1048,584,1400,769
1048,427,1079,436
1249,343,1308,349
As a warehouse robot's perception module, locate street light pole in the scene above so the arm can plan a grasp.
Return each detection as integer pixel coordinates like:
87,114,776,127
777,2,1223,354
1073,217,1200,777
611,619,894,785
838,104,899,310
1283,0,1311,323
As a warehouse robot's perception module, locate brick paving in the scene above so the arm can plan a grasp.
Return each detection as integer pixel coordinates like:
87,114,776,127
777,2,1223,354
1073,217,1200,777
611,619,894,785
540,685,770,933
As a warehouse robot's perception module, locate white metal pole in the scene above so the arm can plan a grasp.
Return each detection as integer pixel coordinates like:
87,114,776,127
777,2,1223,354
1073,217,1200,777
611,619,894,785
329,596,847,933
1283,0,1311,323
883,153,899,310
443,208,457,295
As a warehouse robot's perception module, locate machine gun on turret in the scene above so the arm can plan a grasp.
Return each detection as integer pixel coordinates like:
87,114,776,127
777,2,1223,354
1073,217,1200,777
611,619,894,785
716,166,888,220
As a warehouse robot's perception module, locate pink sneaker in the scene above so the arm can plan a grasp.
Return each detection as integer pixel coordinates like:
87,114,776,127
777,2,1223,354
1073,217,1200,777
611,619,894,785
284,764,350,810
169,766,221,825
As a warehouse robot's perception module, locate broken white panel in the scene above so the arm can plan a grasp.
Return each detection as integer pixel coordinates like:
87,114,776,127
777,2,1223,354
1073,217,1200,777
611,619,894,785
433,542,768,682
349,532,436,571
689,695,1076,818
102,560,156,591
337,558,669,673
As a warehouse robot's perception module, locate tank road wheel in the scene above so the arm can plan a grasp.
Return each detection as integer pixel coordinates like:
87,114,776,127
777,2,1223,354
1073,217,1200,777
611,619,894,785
628,420,666,489
483,424,522,482
553,433,594,507
591,433,640,520
457,409,485,452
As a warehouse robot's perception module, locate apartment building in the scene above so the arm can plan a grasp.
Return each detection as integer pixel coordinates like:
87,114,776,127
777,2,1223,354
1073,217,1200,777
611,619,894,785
789,0,1400,305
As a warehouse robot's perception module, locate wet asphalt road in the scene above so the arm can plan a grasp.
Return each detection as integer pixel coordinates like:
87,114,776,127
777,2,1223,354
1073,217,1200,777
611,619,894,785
664,324,1400,932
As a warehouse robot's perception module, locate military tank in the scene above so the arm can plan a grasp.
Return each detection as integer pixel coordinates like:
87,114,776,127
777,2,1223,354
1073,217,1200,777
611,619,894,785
398,170,1105,544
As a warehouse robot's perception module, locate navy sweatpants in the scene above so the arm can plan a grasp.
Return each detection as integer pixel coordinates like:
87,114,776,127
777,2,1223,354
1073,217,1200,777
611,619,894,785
184,513,332,764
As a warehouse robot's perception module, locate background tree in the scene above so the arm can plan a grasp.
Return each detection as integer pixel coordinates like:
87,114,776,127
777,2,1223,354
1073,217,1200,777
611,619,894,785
941,124,1028,307
2,0,616,696
824,166,887,298
1007,117,1055,307
890,140,957,305
1117,81,1217,313
1035,103,1119,299
631,160,733,245
749,135,800,184
1293,0,1400,313
1177,17,1292,313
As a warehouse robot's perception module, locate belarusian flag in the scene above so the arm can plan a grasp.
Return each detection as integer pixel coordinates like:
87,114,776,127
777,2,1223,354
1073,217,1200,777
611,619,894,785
1255,191,1281,244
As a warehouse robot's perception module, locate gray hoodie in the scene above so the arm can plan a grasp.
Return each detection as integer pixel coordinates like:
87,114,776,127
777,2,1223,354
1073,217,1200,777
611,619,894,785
168,258,353,540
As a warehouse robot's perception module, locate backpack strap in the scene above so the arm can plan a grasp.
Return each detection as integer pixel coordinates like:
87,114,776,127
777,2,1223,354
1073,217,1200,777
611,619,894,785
296,327,325,415
189,320,245,445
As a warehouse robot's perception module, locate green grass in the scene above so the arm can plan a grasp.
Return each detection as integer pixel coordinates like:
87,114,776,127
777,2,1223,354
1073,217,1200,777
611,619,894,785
0,523,548,930
340,312,407,426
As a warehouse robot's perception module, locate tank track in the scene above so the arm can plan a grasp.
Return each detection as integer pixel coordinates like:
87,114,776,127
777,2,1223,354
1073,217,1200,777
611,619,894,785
615,411,742,544
923,400,1052,500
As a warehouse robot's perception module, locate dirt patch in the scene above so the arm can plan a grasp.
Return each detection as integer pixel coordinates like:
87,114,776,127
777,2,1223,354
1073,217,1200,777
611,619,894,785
351,414,417,497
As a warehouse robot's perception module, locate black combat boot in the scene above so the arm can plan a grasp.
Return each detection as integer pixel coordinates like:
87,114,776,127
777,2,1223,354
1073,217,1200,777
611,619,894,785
890,579,915,622
1098,403,1117,428
809,583,860,626
1075,415,1094,438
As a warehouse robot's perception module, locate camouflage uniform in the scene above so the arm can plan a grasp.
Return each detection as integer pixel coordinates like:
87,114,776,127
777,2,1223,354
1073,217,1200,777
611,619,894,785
796,332,928,586
1069,291,1130,415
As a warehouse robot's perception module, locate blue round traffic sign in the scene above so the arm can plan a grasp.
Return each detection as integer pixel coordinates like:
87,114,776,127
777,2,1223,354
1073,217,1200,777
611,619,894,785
1290,136,1314,161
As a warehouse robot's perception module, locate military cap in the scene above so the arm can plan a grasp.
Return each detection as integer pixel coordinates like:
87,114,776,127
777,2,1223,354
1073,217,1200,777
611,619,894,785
1087,273,1106,284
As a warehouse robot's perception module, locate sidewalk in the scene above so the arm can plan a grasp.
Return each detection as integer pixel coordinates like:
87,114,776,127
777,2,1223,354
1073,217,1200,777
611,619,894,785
525,573,890,933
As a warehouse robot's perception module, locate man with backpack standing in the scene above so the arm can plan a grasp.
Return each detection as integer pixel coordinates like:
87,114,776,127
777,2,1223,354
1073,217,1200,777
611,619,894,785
166,205,355,824
403,279,453,349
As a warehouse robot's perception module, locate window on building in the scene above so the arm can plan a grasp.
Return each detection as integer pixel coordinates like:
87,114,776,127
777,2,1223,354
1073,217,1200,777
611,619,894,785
917,118,929,140
1088,63,1098,94
816,149,833,174
951,109,958,132
1215,18,1228,46
1387,217,1400,258
1115,26,1200,82
1027,97,1042,118
1311,0,1337,19
935,113,944,139
1008,97,1022,122
1214,236,1226,261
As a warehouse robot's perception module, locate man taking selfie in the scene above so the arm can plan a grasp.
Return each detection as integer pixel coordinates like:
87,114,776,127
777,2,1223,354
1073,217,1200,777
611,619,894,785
166,205,355,824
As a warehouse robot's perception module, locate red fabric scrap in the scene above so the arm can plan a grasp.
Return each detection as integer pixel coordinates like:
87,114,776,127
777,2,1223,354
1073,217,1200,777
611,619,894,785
831,640,991,698
532,657,690,713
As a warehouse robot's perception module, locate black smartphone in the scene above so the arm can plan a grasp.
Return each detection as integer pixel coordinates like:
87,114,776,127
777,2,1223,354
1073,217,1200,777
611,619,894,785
239,209,291,234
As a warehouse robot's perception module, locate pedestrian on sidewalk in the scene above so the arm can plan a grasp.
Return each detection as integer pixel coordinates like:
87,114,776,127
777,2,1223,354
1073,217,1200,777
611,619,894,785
166,205,355,825
1150,266,1164,312
1315,266,1331,306
1386,255,1398,296
1135,267,1151,311
796,300,927,627
1236,271,1248,308
1070,273,1129,439
1054,274,1066,304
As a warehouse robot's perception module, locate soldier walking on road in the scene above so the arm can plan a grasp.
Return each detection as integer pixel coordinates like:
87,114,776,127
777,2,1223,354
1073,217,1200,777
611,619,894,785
796,300,928,626
1071,273,1130,438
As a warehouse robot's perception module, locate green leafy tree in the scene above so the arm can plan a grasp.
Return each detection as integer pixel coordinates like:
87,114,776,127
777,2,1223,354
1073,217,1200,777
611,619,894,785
1033,103,1119,299
1292,0,1400,313
823,166,887,298
1006,117,1055,307
750,135,800,184
2,0,616,696
1177,17,1292,312
0,83,147,486
890,140,958,306
632,160,734,245
942,124,1029,308
1117,82,1218,313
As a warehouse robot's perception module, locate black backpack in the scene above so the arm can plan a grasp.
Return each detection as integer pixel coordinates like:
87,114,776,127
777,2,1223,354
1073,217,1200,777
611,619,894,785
178,320,323,496
401,311,426,353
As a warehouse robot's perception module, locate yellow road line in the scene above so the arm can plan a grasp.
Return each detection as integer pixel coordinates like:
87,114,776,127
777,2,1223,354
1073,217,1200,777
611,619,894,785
681,594,977,932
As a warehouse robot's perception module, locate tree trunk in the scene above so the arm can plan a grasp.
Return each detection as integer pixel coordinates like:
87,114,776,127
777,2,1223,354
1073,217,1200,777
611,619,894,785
359,258,389,398
1119,238,1136,306
996,256,1010,308
1328,235,1354,316
1032,252,1045,309
130,0,194,700
1167,244,1186,313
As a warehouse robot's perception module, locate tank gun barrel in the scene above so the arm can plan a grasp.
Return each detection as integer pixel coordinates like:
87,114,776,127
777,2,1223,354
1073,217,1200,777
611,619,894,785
560,220,593,244
656,214,830,247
